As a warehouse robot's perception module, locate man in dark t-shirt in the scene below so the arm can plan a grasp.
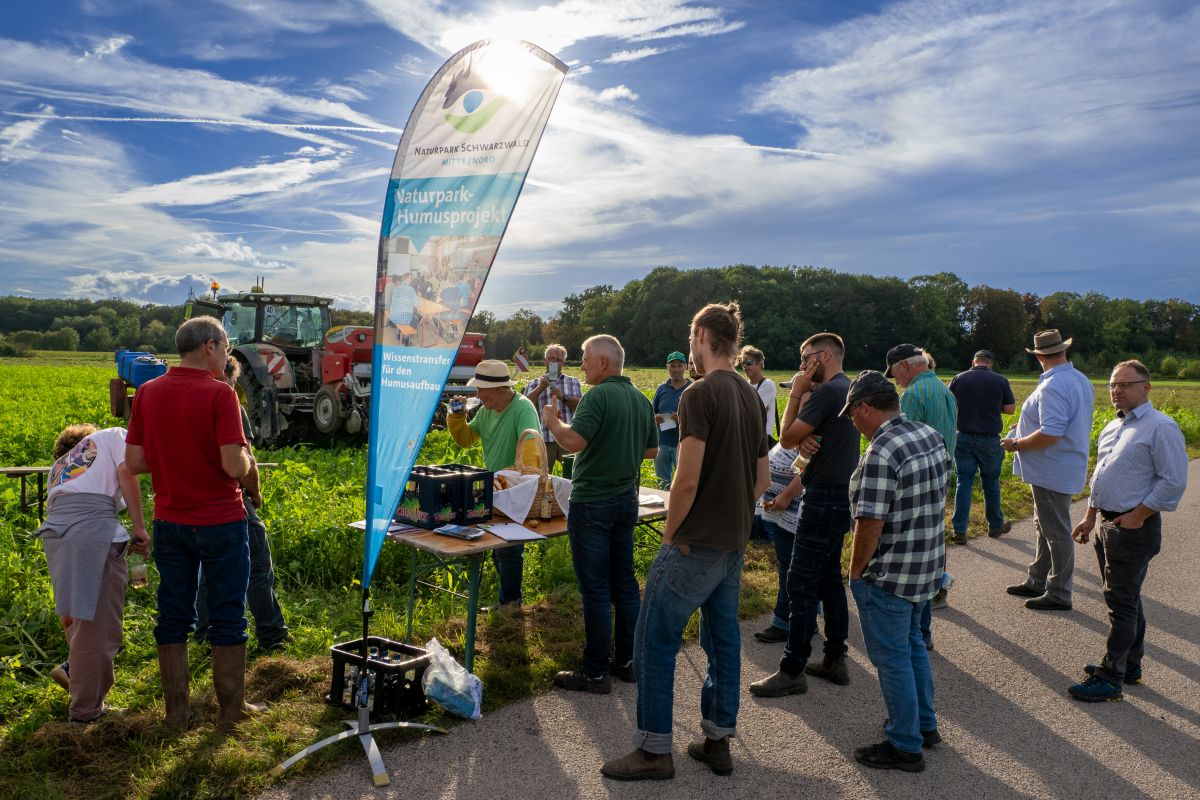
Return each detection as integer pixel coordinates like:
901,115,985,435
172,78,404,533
751,332,859,698
601,303,769,782
949,350,1016,541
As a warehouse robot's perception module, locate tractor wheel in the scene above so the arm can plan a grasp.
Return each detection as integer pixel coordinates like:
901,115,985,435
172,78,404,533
237,369,272,447
313,386,344,434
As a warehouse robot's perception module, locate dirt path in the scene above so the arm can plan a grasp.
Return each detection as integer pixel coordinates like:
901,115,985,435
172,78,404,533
259,461,1200,800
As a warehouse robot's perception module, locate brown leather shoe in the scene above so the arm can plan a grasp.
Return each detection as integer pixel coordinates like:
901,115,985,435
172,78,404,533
804,655,850,685
601,749,675,781
687,736,733,776
749,669,807,697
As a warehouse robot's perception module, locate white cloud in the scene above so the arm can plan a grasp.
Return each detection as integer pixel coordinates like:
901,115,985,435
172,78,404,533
0,113,50,161
112,150,349,207
81,34,131,60
601,47,670,64
64,270,217,305
597,85,639,103
178,234,290,270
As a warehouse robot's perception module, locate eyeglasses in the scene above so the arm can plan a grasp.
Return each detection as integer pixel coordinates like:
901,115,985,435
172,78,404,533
208,339,232,356
739,360,756,369
800,349,826,363
1106,380,1148,390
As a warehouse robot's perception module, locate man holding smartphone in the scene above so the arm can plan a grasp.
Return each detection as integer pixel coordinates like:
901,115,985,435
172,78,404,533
524,343,583,472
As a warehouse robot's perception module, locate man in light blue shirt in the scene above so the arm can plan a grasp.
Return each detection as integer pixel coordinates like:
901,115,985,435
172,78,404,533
1066,359,1187,702
1000,330,1094,610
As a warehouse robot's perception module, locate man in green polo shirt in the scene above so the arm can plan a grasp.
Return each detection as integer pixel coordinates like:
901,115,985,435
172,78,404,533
542,334,658,693
448,359,540,605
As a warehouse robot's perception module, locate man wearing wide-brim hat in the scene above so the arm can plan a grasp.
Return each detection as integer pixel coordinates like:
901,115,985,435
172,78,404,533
999,330,1094,611
448,359,541,605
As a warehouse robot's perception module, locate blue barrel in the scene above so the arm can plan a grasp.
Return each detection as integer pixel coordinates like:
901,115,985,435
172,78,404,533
114,348,128,364
129,356,167,388
119,351,152,383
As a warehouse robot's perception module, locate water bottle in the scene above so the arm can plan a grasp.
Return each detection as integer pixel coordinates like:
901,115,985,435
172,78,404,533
127,553,148,589
791,436,822,475
539,476,553,520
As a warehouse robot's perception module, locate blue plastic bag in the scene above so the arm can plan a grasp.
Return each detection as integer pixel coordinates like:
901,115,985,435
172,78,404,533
421,638,482,719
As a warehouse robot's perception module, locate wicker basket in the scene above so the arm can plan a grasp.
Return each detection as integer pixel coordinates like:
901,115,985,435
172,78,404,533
513,430,564,519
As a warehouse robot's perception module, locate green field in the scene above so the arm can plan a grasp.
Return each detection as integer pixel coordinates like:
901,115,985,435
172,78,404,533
2,356,1198,799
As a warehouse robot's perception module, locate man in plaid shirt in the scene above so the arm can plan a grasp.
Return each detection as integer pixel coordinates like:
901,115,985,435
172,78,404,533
843,370,950,773
524,343,583,472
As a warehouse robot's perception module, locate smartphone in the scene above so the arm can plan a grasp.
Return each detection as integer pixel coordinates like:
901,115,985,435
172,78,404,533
547,362,560,381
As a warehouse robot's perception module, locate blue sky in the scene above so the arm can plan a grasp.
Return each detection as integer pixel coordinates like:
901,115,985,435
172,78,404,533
1,0,1197,317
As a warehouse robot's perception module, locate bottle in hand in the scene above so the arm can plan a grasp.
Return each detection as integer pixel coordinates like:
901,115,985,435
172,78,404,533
127,553,148,589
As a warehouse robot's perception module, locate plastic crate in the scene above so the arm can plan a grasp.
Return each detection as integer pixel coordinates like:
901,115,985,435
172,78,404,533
394,465,460,529
443,463,494,525
325,637,429,719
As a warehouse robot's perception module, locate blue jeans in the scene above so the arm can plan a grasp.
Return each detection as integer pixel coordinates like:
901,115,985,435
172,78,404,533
782,483,852,675
634,543,743,754
952,433,1005,533
851,579,936,754
653,444,678,489
493,543,525,605
153,518,249,646
762,520,795,630
195,501,288,646
567,488,640,677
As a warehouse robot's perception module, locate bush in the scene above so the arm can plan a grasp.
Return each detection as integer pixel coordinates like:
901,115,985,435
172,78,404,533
1160,355,1181,378
0,336,30,357
1177,360,1200,380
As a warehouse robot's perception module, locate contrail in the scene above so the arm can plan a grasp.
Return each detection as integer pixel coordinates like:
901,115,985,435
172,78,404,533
4,111,402,135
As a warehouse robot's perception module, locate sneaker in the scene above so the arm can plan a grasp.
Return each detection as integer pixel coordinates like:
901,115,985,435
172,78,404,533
804,655,850,685
687,736,733,776
853,740,925,772
753,625,789,644
931,588,949,610
748,669,807,697
989,521,1013,538
1068,674,1123,703
50,661,70,691
601,749,675,781
1085,662,1143,686
1006,583,1043,598
553,670,612,694
609,659,636,684
951,532,968,546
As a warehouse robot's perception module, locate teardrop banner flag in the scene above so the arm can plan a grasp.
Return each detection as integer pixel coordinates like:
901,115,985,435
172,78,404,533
362,41,567,587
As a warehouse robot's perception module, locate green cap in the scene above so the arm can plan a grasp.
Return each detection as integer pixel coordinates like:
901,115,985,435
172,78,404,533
666,351,687,365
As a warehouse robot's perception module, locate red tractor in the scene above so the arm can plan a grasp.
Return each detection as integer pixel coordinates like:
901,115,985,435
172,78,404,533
187,284,486,446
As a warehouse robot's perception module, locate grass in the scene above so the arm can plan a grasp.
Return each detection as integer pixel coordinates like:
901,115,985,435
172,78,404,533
2,355,1198,799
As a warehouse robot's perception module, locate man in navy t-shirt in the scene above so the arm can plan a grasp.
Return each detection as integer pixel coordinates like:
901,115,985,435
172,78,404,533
948,350,1016,543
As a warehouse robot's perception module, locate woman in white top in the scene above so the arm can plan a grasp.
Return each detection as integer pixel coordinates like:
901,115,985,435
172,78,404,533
36,424,149,723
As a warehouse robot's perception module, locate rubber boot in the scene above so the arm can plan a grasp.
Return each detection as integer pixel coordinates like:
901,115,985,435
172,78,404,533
211,642,265,732
157,643,191,730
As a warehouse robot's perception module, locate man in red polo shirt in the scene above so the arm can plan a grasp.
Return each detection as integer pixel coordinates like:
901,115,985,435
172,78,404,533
126,316,263,731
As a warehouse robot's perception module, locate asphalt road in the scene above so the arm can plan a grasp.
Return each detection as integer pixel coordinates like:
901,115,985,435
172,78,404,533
259,460,1200,800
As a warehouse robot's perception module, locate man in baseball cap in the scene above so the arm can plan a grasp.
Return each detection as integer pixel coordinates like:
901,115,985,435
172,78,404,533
651,352,691,489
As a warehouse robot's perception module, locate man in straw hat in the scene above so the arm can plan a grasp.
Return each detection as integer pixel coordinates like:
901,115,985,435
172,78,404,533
1000,330,1094,611
448,359,540,605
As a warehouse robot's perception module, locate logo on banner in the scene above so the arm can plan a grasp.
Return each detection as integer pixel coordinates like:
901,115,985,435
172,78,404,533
443,65,506,133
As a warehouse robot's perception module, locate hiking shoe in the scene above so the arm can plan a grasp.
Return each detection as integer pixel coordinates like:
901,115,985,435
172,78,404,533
609,659,636,684
804,655,850,685
853,740,925,772
1006,583,1043,598
989,521,1013,538
749,669,807,697
601,749,675,781
1069,674,1123,703
951,531,968,546
1025,594,1072,611
50,661,70,691
883,720,942,749
1086,662,1142,686
931,588,949,610
687,736,733,776
554,670,612,694
753,625,789,644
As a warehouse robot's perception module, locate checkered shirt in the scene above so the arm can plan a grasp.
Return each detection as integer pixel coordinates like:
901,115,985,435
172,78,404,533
850,414,950,602
525,373,583,441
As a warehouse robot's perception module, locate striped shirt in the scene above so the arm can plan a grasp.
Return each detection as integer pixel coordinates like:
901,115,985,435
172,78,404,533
851,414,950,602
761,443,804,532
1089,402,1188,513
900,369,958,457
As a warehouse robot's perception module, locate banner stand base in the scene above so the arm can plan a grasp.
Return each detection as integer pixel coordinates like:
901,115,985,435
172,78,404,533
269,588,446,787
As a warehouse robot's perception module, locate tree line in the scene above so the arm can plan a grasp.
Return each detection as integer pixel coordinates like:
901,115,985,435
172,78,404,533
3,267,1200,378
